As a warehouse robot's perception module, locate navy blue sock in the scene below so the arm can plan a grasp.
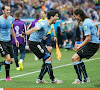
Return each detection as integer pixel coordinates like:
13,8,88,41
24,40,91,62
80,61,88,79
38,63,47,80
45,61,55,81
5,61,10,78
73,62,82,81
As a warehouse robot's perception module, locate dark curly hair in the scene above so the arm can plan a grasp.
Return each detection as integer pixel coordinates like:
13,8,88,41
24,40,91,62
74,9,88,21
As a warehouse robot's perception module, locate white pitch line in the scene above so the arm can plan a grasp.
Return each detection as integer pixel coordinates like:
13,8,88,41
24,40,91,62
0,57,100,81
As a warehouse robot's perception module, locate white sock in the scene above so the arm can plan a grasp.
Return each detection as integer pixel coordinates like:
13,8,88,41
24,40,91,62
19,59,23,63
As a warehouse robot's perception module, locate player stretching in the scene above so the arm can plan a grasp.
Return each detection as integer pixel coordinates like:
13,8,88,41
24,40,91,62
72,9,99,84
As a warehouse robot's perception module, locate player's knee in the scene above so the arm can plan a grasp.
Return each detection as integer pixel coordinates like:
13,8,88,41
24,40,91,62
72,55,78,62
72,56,77,62
6,58,11,62
5,54,11,62
43,53,51,62
72,54,80,62
46,56,52,61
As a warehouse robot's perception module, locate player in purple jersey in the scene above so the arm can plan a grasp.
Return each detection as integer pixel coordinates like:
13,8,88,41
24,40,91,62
12,11,26,71
0,5,19,81
27,14,40,61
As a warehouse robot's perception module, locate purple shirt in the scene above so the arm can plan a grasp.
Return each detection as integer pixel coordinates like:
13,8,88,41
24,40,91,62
27,19,39,29
12,19,26,44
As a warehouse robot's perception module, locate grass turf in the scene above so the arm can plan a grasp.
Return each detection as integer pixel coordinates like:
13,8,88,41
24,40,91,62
0,48,100,88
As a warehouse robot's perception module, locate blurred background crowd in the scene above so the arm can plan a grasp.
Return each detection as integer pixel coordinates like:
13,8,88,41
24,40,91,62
0,0,100,21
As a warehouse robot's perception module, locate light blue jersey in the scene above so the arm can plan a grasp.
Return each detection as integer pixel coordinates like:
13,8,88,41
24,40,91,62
29,20,50,42
0,16,13,42
83,18,99,43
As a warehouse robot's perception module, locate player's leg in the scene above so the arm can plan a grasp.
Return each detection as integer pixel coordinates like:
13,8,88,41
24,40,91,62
29,41,49,83
62,34,67,47
0,43,6,71
79,61,90,82
29,41,63,84
18,44,25,70
0,42,11,72
77,43,99,82
38,42,63,84
0,61,5,72
5,42,15,81
4,54,12,81
36,63,48,83
72,53,83,84
13,44,19,70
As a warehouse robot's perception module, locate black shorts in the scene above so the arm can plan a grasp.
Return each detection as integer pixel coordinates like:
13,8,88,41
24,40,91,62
0,41,14,58
77,42,99,59
29,41,50,60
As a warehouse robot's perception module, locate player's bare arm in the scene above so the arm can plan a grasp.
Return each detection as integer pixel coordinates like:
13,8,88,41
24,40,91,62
19,26,39,38
52,28,57,42
73,35,91,51
11,26,19,47
98,26,100,36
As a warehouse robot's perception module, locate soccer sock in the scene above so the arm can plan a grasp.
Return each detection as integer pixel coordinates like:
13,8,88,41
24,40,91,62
38,63,47,80
19,59,23,63
73,62,82,81
79,61,88,79
45,61,55,81
5,61,10,78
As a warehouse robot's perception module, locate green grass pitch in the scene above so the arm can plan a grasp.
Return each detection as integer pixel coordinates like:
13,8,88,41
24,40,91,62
0,48,100,88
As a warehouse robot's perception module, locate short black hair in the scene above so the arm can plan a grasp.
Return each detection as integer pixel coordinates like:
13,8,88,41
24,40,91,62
47,10,58,19
2,5,10,10
74,9,88,21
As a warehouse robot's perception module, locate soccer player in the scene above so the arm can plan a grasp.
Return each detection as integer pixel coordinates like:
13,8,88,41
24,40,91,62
27,14,40,61
0,5,19,81
72,9,99,84
12,11,26,70
19,10,63,84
